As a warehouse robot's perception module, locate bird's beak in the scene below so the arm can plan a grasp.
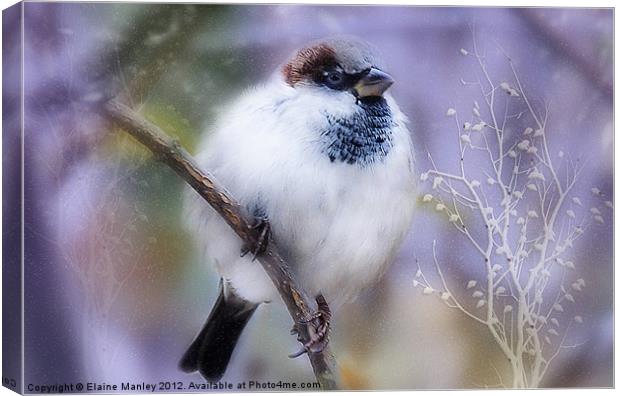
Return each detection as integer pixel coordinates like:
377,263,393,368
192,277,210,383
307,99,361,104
354,68,394,98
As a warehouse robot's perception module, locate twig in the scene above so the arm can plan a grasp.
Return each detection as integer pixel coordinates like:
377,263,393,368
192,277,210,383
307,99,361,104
101,99,339,390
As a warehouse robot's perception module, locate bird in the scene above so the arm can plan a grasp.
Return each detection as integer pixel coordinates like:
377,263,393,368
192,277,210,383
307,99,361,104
180,36,417,382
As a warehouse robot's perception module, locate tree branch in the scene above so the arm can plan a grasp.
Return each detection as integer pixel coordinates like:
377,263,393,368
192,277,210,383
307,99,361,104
101,99,339,390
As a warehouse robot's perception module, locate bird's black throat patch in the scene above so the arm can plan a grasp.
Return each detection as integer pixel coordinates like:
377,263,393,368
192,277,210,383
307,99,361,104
320,97,394,166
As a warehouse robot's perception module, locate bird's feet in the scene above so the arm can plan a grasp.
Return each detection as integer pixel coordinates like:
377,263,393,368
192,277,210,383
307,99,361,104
289,294,331,358
240,215,271,261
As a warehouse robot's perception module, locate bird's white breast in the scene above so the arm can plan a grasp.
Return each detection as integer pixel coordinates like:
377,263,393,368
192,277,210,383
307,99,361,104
185,80,416,308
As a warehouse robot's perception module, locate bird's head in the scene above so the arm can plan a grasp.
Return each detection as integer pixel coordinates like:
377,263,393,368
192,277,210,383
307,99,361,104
281,36,394,101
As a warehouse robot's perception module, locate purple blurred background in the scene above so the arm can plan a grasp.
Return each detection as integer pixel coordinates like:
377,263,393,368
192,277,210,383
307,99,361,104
10,3,612,390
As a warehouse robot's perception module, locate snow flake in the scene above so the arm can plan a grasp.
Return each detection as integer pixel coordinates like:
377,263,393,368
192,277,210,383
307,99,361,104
553,303,564,312
471,122,484,132
528,168,545,180
460,48,469,56
504,305,513,313
517,140,530,150
446,108,456,117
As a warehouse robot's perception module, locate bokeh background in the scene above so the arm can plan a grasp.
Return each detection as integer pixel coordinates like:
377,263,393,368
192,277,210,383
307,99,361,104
9,2,612,390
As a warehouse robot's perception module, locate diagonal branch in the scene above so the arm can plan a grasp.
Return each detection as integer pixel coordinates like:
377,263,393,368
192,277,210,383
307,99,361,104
100,99,339,390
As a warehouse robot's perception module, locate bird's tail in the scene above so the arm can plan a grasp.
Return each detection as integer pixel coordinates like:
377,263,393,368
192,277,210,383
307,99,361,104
179,280,258,382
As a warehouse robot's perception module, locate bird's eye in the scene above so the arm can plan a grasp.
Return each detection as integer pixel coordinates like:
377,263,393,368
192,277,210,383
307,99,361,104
323,71,345,89
327,72,342,83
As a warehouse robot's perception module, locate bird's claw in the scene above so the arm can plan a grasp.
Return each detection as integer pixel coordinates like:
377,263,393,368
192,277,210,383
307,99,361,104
240,216,271,261
288,295,331,358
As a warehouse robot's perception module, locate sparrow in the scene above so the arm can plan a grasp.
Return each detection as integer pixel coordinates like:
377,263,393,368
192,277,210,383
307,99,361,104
180,36,416,382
